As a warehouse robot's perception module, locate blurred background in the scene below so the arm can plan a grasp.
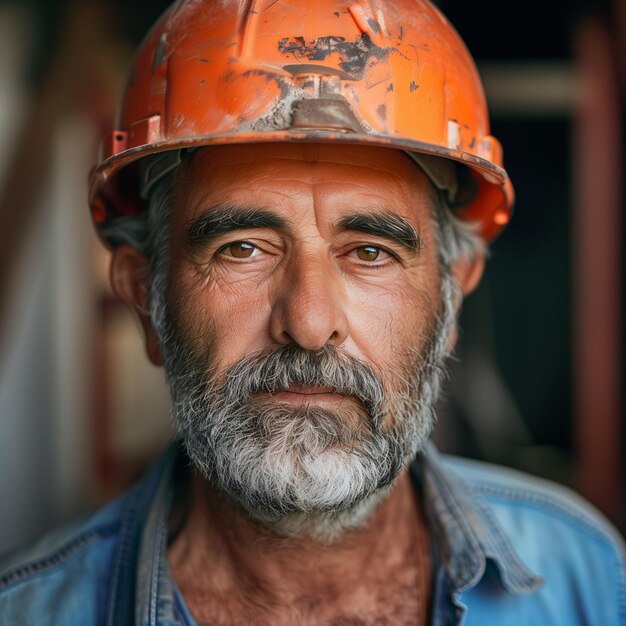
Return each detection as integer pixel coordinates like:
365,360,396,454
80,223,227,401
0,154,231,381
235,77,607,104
0,0,623,555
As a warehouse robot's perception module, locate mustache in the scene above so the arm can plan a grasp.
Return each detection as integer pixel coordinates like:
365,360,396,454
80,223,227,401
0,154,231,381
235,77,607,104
211,344,386,418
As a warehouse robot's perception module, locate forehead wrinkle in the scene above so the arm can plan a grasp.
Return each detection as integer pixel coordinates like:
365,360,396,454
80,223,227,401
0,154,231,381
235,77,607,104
203,158,408,187
183,147,430,239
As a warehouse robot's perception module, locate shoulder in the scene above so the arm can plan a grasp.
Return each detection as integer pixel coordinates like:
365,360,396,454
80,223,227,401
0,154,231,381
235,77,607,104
0,444,177,626
442,455,626,625
0,491,128,626
441,454,625,558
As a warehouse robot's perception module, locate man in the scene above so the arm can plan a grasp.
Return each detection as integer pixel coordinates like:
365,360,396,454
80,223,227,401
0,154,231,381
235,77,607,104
1,0,624,624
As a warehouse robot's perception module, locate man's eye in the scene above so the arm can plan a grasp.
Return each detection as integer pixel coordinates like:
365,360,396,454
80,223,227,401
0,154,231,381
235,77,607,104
219,242,259,259
350,245,388,262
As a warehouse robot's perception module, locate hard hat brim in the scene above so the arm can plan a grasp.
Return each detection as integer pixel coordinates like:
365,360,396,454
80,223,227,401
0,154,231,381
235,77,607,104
90,129,513,244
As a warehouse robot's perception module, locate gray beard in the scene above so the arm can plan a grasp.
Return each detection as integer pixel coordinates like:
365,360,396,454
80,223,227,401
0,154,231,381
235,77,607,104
154,288,455,542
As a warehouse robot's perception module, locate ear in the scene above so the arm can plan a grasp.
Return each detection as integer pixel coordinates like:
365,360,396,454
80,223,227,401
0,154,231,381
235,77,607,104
109,245,163,366
443,253,485,354
451,253,485,297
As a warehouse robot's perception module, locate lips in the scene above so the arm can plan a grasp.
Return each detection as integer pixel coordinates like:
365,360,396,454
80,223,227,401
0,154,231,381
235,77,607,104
265,384,349,406
279,384,340,396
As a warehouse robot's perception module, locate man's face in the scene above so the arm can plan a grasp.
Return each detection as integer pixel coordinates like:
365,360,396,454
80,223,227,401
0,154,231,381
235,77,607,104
168,143,443,383
146,143,456,538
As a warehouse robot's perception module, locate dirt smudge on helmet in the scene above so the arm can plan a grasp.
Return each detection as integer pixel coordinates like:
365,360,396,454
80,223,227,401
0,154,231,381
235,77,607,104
277,33,392,80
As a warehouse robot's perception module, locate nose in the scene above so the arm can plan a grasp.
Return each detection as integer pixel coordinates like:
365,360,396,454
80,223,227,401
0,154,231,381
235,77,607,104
269,256,349,350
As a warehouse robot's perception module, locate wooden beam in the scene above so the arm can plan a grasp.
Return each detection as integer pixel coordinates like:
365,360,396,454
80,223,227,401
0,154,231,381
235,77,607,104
573,17,623,524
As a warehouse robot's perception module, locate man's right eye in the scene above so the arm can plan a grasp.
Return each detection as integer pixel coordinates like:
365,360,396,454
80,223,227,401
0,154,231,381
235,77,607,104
218,242,259,259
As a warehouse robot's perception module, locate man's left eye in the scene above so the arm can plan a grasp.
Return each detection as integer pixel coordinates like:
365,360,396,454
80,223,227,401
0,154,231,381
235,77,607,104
350,246,389,262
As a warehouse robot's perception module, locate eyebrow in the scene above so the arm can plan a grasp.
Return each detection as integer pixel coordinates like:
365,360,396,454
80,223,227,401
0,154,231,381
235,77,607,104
186,205,286,248
335,212,423,253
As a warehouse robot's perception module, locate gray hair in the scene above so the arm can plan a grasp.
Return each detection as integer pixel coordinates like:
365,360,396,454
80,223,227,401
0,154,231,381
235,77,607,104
100,162,485,278
100,172,172,336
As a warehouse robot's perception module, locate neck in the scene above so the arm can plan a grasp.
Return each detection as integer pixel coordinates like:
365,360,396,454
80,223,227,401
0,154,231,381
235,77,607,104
167,469,432,624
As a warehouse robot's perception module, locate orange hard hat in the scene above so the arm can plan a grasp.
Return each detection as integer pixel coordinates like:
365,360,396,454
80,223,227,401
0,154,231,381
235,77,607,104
89,0,513,243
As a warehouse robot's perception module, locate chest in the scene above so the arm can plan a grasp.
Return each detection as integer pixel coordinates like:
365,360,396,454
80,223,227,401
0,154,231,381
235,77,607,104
180,563,430,626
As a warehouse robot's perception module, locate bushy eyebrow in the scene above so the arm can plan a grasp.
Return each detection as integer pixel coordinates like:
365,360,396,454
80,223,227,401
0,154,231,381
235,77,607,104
185,205,286,248
335,212,423,253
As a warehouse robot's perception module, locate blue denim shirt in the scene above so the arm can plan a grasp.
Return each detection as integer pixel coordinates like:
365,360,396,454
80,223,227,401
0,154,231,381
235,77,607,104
1,441,624,625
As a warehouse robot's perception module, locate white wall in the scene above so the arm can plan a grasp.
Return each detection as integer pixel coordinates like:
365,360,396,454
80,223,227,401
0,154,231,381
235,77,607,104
0,5,96,554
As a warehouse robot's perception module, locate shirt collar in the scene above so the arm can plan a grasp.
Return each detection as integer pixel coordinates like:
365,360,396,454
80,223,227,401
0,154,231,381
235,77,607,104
416,441,543,595
135,442,182,626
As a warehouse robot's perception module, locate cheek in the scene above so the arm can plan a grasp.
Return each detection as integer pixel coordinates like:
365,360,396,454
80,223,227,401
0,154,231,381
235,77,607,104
168,262,275,369
348,286,438,353
348,252,440,327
